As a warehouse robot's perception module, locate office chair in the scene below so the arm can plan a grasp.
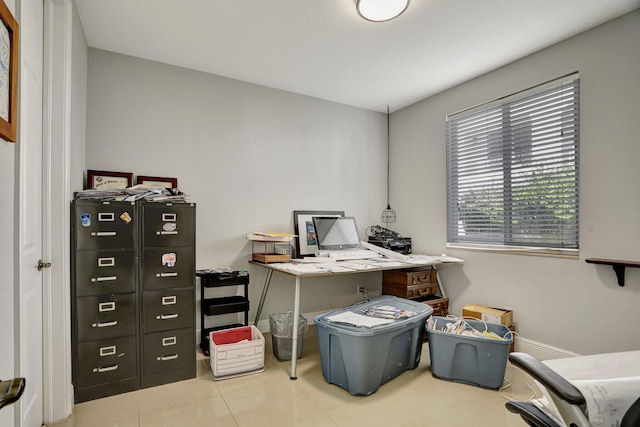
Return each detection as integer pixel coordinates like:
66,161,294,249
0,377,25,410
505,352,640,427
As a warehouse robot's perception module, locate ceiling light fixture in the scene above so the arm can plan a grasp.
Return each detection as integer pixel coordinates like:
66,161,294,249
381,106,397,224
356,0,410,22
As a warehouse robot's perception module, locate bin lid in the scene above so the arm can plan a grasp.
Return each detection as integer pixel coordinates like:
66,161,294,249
314,295,432,335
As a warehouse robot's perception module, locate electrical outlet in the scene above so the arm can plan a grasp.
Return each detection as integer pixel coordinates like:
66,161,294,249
356,285,365,295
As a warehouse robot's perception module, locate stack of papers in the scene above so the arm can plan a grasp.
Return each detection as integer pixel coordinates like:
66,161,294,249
246,232,295,242
75,185,189,202
325,311,395,328
362,305,417,319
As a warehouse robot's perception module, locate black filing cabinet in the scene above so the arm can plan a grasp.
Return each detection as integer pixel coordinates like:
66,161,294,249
139,201,196,388
71,200,196,403
71,200,139,403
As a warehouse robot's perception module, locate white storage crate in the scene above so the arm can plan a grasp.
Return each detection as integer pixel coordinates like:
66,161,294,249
209,325,265,380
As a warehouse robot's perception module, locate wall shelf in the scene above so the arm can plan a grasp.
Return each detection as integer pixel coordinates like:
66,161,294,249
585,258,640,287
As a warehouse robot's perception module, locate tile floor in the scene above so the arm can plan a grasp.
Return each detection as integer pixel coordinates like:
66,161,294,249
48,327,534,426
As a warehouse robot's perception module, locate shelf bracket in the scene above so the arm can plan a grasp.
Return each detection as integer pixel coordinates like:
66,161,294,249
585,258,640,287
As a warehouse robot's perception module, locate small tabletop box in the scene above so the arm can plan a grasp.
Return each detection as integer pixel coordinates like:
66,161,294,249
247,232,294,263
251,240,292,263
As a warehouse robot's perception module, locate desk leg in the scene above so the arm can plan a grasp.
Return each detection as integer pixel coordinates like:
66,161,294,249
254,269,273,325
290,275,301,380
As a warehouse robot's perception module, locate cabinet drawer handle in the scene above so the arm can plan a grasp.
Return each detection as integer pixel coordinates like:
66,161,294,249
99,345,116,356
97,257,115,267
162,296,177,305
92,276,117,282
91,231,117,237
98,302,116,312
92,320,118,328
162,213,177,222
156,231,178,235
157,354,178,362
93,364,118,373
156,272,178,278
98,213,115,222
162,336,177,346
156,314,178,320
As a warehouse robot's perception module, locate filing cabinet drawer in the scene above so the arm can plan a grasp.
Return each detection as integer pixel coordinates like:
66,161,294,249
143,288,193,333
76,336,137,388
382,267,438,299
76,293,136,341
141,203,195,248
142,328,194,375
74,201,136,250
140,247,194,290
75,250,136,296
419,296,449,317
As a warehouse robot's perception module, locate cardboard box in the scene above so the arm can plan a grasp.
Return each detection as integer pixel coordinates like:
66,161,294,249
462,303,513,327
210,325,265,380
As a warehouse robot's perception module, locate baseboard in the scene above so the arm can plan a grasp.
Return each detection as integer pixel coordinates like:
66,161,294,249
514,336,580,360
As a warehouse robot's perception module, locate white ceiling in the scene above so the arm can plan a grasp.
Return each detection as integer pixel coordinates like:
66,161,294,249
74,0,640,113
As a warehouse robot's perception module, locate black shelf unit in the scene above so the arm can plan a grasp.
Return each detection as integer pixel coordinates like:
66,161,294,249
196,271,250,356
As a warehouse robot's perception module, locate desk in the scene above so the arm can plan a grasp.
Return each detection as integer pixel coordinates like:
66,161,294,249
250,256,461,379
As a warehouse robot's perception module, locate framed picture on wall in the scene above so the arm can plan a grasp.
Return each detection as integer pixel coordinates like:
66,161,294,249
136,175,178,189
0,0,18,142
87,170,133,190
293,210,344,257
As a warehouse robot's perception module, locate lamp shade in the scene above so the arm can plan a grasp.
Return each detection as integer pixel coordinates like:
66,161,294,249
356,0,410,22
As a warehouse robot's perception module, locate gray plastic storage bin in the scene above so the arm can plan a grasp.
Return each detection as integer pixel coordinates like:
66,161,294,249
269,312,308,361
314,295,433,396
426,316,513,389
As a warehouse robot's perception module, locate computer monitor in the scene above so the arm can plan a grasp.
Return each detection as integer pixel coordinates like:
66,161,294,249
312,216,362,250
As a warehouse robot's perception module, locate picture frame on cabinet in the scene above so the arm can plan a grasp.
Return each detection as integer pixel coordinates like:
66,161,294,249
87,170,134,190
293,210,345,257
136,175,178,189
0,0,19,142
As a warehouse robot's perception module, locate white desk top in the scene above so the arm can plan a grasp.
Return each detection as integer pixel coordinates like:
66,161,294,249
250,254,463,277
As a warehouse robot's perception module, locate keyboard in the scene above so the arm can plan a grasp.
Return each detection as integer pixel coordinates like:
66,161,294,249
316,249,380,260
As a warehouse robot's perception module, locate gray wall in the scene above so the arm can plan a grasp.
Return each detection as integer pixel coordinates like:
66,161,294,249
393,10,640,355
86,10,640,355
71,2,87,192
0,88,15,427
1,0,16,425
86,50,388,327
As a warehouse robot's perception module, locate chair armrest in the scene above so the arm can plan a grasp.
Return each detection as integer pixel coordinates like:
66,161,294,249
509,352,585,405
622,397,640,427
505,401,562,427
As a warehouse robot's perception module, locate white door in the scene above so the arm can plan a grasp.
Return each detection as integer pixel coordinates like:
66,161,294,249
16,0,44,425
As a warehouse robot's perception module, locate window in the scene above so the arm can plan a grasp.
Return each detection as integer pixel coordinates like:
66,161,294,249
446,74,579,255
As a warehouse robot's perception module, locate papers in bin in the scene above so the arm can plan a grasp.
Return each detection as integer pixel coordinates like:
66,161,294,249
325,312,395,328
362,305,417,319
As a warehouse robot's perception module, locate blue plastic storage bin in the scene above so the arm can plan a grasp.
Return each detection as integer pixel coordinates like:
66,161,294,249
426,316,513,389
314,295,433,395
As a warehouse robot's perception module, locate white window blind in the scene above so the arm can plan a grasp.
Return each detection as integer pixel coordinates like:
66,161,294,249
446,74,579,250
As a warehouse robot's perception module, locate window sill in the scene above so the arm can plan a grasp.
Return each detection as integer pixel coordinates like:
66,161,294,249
446,243,579,259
